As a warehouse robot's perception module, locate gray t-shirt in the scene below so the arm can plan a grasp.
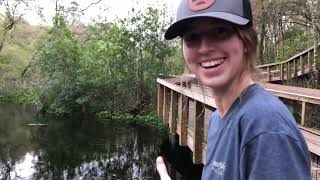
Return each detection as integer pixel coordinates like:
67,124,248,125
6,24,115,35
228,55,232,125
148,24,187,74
201,84,311,180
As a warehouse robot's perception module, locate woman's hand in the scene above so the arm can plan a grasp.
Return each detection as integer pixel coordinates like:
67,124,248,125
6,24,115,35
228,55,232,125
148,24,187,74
156,156,172,180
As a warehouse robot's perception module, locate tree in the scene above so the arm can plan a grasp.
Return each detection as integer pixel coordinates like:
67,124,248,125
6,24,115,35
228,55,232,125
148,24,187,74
33,4,181,116
276,0,320,83
53,0,103,25
33,14,85,115
85,6,180,113
0,0,34,53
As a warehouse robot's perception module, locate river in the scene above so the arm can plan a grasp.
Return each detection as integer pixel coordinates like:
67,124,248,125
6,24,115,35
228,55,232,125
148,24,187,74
0,104,202,180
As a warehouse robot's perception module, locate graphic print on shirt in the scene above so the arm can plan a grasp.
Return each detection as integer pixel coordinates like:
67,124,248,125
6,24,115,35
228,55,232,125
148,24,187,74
212,160,226,175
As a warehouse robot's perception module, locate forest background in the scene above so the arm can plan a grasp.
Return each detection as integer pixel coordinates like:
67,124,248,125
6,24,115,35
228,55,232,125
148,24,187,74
0,0,319,124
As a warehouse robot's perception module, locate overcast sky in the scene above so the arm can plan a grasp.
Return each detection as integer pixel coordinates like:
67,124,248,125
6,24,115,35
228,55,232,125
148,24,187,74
4,0,180,25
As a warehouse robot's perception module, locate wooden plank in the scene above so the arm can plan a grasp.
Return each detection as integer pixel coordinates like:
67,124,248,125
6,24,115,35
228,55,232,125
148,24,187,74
187,128,194,151
204,106,215,143
157,84,164,118
193,101,204,164
280,63,284,81
202,143,207,165
188,99,195,131
267,66,271,82
177,94,181,134
169,90,178,133
308,51,311,69
301,101,310,126
157,78,217,108
287,62,290,80
265,88,320,105
163,87,171,123
300,129,320,156
300,56,305,75
293,58,297,77
301,102,306,126
178,95,188,146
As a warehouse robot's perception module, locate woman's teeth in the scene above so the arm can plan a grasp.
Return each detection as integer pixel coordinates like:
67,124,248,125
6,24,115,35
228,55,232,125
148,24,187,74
201,59,225,68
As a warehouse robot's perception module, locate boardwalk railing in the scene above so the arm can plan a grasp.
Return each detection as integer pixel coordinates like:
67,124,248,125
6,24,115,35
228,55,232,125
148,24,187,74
157,75,320,165
258,44,320,82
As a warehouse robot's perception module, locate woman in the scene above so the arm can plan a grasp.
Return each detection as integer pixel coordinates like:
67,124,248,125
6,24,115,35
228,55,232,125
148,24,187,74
157,0,311,179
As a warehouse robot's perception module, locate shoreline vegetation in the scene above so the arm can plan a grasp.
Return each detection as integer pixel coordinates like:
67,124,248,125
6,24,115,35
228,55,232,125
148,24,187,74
1,5,184,132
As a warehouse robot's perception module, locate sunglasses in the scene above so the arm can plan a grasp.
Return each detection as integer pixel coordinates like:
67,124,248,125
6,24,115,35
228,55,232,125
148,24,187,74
182,26,237,47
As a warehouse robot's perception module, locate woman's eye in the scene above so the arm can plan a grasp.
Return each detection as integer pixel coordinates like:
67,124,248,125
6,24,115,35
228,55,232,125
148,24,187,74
183,33,201,44
210,27,235,40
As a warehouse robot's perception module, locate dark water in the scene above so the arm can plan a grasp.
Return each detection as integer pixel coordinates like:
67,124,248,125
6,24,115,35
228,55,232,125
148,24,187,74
0,104,202,180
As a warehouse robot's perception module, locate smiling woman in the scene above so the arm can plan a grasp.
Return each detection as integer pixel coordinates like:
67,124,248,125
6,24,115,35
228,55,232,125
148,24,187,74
157,0,312,179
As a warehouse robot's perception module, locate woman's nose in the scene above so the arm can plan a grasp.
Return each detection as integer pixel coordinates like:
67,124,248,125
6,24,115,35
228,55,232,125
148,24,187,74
198,38,214,54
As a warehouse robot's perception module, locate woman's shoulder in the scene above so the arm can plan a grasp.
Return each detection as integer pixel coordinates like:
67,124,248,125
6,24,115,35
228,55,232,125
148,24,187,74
237,83,301,143
240,83,291,118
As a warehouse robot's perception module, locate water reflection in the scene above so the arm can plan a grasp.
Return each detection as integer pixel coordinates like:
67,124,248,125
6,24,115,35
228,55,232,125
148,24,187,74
159,135,203,180
0,104,36,180
0,104,164,179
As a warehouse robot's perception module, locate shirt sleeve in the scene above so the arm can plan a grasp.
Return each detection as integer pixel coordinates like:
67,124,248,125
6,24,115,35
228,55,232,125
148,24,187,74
240,132,311,180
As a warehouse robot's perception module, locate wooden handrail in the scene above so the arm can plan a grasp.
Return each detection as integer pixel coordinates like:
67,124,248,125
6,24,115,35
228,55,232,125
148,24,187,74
158,76,320,105
258,43,320,68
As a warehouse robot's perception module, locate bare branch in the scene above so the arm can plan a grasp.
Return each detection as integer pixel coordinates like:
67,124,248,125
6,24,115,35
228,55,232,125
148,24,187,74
80,0,102,12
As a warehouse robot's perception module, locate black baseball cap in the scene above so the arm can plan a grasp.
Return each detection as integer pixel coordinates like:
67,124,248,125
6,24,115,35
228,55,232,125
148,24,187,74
164,0,253,40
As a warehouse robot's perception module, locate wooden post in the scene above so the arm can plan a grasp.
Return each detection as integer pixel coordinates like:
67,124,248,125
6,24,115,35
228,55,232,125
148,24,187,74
308,51,311,71
293,58,297,77
169,90,178,133
287,62,291,80
267,66,271,81
300,55,304,75
178,95,188,146
193,101,204,164
301,101,311,126
203,106,215,164
163,87,171,123
280,63,284,81
157,84,164,118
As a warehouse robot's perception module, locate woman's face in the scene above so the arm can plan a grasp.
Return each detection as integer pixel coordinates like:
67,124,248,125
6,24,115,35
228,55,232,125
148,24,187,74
182,18,247,89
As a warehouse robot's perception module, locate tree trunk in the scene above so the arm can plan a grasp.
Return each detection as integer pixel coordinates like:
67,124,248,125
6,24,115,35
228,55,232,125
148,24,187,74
309,0,320,86
257,23,266,65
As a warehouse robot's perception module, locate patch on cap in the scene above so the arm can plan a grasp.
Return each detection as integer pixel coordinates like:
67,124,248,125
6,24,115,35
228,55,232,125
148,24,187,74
188,0,215,11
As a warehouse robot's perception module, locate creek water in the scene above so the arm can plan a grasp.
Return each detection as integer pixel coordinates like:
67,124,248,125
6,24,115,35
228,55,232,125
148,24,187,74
0,104,203,180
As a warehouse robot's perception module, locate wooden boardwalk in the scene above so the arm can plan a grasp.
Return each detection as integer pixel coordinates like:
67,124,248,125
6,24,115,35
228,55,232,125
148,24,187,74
258,43,320,82
157,75,320,179
157,75,320,160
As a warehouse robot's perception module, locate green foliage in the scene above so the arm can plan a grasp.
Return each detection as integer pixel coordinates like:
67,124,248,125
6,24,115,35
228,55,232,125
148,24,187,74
0,19,48,105
0,89,36,103
0,44,31,80
33,7,181,116
97,111,169,133
280,28,314,61
263,27,315,63
34,14,89,114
